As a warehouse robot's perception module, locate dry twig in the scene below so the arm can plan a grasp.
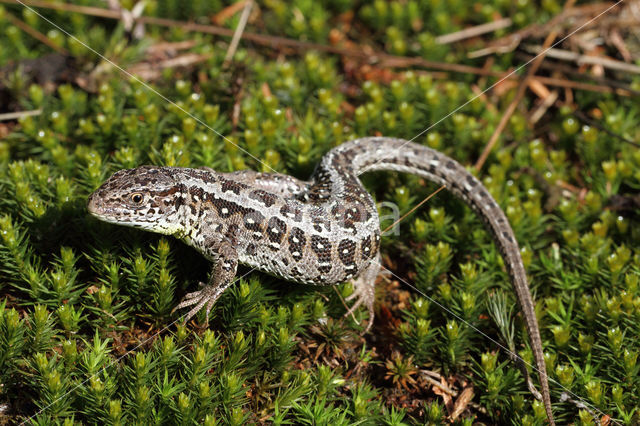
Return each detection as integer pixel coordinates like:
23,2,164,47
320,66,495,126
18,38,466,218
0,109,42,121
4,10,68,54
212,0,250,25
475,0,584,171
450,385,475,421
127,53,213,81
484,2,620,53
474,21,563,171
223,0,253,66
435,18,512,45
522,44,640,74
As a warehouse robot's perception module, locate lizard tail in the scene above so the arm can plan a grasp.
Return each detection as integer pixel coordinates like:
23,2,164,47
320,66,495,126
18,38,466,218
326,137,554,424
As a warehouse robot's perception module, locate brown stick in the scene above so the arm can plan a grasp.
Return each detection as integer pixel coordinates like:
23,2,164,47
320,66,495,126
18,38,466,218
382,185,446,235
0,109,42,121
5,10,69,54
126,53,213,80
474,0,577,171
474,31,558,171
223,0,253,66
8,0,123,19
529,89,558,124
534,75,624,94
212,0,249,25
435,18,512,45
515,53,639,95
522,44,640,75
486,2,616,50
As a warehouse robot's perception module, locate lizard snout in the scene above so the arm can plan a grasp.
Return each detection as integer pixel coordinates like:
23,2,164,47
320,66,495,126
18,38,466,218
87,191,103,215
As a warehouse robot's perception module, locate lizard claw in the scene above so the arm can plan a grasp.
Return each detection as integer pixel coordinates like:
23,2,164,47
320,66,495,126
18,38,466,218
343,272,377,333
342,295,375,333
172,281,217,323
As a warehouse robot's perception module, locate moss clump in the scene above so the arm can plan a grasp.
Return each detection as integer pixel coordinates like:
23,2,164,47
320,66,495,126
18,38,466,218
1,0,639,424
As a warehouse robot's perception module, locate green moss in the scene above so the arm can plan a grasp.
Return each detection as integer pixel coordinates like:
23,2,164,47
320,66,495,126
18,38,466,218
1,0,639,424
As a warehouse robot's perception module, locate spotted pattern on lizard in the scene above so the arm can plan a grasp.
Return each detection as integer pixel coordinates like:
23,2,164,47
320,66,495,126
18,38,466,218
87,137,555,425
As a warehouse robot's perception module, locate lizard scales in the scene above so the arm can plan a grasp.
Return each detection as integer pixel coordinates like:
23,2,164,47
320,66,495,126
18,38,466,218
88,137,554,424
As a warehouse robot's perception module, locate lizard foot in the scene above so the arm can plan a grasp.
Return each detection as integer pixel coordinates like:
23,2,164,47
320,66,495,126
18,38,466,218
173,243,237,325
343,258,380,333
172,282,221,324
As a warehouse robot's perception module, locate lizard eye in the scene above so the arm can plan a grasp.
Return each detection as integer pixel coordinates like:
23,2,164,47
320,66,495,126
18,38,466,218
130,193,144,204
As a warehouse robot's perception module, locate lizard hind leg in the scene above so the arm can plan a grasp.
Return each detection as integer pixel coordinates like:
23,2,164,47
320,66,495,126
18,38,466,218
344,255,381,332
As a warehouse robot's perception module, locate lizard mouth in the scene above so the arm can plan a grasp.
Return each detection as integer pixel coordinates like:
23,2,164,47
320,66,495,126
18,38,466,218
86,191,116,221
86,192,100,215
86,191,152,227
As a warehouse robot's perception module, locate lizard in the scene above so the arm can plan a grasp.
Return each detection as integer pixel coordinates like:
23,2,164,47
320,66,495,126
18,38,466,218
87,136,554,424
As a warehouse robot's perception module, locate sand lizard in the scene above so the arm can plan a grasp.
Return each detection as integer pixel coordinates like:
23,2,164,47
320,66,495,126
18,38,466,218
88,137,554,424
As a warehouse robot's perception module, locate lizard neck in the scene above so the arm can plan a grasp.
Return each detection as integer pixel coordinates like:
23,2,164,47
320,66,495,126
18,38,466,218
171,169,241,260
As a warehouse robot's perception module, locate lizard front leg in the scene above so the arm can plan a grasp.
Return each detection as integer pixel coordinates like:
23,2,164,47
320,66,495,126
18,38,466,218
172,239,238,323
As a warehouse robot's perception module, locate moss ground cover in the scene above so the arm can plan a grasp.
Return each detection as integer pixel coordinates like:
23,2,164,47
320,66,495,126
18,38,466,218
0,0,639,424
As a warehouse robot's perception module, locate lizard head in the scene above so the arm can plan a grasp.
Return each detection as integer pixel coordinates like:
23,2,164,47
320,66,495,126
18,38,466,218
88,166,184,234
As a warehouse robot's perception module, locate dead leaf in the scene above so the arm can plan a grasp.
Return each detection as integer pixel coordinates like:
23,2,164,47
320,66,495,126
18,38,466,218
86,285,100,295
528,78,551,100
261,82,273,98
212,0,249,25
432,376,454,414
450,385,475,420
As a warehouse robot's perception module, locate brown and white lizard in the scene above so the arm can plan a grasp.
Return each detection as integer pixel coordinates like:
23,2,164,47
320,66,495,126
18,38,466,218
88,137,554,424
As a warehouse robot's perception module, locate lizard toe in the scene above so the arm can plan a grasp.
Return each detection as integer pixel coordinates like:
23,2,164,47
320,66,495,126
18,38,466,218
343,297,363,318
